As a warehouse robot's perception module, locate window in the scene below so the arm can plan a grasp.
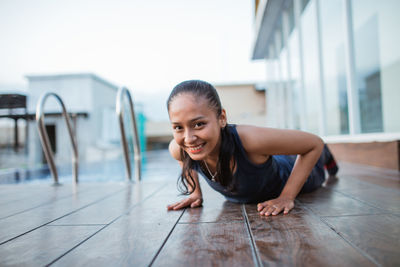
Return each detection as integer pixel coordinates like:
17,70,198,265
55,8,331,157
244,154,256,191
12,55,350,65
301,0,320,134
352,0,400,133
319,0,349,135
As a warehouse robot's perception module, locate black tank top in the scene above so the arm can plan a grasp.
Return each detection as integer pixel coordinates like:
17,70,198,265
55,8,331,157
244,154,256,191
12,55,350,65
194,125,288,203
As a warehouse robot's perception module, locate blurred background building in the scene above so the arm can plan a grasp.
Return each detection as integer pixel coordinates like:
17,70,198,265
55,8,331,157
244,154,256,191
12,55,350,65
26,74,122,165
1,0,399,172
0,0,266,171
252,0,400,170
0,74,266,168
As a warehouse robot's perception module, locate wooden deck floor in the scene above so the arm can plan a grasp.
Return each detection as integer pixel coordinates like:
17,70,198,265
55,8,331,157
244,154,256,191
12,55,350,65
0,161,399,266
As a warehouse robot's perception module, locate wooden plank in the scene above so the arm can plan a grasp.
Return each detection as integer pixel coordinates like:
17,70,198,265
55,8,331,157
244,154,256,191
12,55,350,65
179,181,243,223
0,225,103,266
340,161,399,178
0,184,74,205
324,214,400,266
50,182,185,267
0,184,125,244
323,170,400,214
341,173,400,190
180,199,243,224
49,182,166,225
337,163,400,190
324,174,384,193
334,187,400,214
152,222,255,267
0,184,92,219
245,204,375,266
297,187,382,217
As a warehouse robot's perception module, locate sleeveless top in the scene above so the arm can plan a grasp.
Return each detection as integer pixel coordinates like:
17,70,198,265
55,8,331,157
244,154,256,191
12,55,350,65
193,125,325,204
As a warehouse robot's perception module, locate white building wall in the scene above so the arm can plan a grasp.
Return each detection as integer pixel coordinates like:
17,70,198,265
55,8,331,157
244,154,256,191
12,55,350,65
26,74,119,166
27,76,93,114
90,78,119,144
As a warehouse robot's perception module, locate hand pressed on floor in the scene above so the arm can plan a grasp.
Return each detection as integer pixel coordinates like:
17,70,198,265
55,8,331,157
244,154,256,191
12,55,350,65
257,197,295,216
167,194,203,211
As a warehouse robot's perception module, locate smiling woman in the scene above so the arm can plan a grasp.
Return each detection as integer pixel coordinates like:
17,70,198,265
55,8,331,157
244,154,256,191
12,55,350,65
166,80,339,217
167,80,236,193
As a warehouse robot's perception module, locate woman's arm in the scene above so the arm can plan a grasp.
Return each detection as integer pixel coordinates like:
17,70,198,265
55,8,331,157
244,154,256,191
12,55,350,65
167,139,203,210
237,125,324,216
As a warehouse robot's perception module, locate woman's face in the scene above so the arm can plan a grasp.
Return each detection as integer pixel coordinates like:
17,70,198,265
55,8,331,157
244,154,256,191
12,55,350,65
168,93,226,161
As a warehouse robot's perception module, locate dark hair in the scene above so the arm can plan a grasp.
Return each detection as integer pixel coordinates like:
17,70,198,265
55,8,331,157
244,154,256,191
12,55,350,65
167,80,236,195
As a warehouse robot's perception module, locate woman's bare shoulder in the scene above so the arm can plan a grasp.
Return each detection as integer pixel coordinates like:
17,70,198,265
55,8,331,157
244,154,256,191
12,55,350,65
168,139,182,161
235,125,271,162
235,124,267,148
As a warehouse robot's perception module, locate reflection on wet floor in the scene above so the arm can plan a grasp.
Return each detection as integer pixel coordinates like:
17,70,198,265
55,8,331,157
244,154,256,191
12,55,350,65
0,149,179,184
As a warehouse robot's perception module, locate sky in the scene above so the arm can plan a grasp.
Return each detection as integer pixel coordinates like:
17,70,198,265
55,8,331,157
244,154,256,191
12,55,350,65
0,0,266,120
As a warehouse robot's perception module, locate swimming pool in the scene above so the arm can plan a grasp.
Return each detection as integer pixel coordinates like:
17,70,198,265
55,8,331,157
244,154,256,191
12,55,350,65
0,149,180,184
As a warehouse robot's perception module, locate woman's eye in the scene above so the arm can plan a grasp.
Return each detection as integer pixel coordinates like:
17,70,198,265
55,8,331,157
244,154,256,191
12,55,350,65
173,125,183,131
194,122,205,128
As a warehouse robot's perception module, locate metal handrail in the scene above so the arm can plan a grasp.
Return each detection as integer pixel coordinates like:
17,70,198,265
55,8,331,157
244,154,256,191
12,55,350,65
36,92,79,185
116,87,141,182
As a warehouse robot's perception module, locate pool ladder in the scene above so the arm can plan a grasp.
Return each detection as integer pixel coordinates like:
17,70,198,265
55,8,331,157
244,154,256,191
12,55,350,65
116,87,142,182
36,93,78,185
36,88,141,184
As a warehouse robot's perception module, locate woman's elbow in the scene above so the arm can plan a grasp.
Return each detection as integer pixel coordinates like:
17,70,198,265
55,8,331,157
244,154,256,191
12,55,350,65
314,137,324,155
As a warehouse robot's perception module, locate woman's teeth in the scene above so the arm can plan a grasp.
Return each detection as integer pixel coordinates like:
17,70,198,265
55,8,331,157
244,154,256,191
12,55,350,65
187,144,204,153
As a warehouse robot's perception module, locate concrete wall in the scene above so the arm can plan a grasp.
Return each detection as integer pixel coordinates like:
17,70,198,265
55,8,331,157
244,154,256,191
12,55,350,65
328,141,399,171
215,83,266,126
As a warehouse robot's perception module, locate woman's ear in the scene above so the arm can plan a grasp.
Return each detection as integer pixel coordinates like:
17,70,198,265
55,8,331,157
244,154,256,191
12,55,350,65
219,109,227,128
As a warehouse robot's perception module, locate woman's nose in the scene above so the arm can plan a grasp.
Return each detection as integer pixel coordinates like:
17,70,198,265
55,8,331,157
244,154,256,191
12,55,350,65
184,129,197,143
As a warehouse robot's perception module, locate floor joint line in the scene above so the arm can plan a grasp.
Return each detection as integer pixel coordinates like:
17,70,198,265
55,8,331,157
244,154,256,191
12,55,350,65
301,203,381,267
148,208,186,266
46,182,169,266
178,220,243,225
0,187,126,246
242,204,262,267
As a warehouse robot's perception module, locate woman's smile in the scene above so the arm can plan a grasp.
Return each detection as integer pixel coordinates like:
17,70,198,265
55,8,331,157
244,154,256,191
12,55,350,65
169,93,225,161
185,143,206,154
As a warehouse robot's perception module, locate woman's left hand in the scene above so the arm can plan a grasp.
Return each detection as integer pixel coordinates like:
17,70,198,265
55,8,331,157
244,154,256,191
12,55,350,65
257,197,295,216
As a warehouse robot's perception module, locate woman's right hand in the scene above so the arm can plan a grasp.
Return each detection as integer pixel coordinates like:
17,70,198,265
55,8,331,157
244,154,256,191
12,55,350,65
167,194,203,210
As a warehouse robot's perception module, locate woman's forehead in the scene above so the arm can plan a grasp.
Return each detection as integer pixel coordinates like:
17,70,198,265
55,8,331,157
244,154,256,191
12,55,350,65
168,94,215,121
170,92,197,102
169,93,207,110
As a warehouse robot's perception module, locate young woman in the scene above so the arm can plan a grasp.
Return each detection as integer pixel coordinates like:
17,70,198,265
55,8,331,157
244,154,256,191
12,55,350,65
166,80,338,216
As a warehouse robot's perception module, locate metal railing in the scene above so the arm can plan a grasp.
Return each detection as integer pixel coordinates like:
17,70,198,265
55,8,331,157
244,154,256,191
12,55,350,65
36,92,79,185
116,87,141,182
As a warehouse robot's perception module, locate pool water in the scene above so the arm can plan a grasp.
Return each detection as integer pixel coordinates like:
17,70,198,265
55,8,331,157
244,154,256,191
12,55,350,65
0,150,180,184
